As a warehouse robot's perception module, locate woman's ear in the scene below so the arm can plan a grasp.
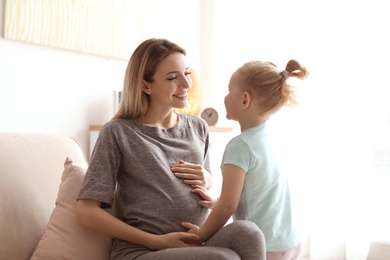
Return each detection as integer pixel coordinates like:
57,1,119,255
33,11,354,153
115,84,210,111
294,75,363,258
142,80,152,95
241,91,251,109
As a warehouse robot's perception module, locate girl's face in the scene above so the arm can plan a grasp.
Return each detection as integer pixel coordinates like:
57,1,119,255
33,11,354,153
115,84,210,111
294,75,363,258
144,52,192,110
224,69,244,121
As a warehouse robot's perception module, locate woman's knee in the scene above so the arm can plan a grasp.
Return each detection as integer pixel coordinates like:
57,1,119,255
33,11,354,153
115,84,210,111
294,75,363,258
136,247,240,260
229,220,265,240
201,248,241,260
204,220,266,259
225,220,266,259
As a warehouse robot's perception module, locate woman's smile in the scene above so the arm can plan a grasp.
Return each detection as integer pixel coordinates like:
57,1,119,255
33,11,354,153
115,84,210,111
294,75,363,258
173,92,188,100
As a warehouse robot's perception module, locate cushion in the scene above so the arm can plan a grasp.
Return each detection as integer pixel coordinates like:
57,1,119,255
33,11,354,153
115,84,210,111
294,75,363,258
31,158,115,260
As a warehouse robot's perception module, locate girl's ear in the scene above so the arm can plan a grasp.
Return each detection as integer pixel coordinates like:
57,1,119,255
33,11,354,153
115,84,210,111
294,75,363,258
142,80,152,95
241,91,251,109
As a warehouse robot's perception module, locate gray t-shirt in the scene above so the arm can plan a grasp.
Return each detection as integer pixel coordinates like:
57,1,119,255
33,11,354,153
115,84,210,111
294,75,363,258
78,114,211,257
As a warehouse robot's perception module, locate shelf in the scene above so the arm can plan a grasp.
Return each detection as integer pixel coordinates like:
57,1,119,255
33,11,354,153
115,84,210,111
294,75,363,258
209,126,233,132
89,125,103,131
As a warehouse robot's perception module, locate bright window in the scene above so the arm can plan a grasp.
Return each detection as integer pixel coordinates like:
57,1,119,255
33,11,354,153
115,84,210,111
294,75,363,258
211,0,390,257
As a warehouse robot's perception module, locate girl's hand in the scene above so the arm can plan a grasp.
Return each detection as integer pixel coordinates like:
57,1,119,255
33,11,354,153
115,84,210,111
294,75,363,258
191,185,218,209
181,221,200,234
149,232,202,250
171,160,213,189
181,222,204,245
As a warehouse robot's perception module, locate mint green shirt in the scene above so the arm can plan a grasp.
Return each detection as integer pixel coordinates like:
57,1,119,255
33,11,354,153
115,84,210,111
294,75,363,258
221,122,300,251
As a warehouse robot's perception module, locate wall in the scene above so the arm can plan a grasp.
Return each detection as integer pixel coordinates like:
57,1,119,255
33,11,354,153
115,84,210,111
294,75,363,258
0,38,127,155
0,0,203,157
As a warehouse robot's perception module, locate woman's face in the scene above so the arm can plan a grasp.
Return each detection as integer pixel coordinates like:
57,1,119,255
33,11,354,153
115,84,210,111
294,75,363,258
224,69,244,121
144,52,192,110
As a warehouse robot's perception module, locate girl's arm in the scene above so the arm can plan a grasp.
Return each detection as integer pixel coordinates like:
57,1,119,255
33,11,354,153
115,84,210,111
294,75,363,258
191,185,218,209
76,199,201,249
183,164,245,242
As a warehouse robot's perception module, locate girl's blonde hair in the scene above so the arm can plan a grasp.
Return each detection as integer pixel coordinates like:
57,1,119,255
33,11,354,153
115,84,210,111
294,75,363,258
113,38,186,120
239,59,309,115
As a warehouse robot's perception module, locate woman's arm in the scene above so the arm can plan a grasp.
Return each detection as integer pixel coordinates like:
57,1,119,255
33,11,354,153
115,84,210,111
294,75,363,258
76,199,201,250
171,160,213,189
182,164,245,242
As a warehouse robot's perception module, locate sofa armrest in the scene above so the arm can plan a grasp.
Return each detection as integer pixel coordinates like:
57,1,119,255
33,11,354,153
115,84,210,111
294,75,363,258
0,132,87,259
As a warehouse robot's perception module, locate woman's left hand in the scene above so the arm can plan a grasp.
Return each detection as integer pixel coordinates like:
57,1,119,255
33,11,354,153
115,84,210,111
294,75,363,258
171,160,213,189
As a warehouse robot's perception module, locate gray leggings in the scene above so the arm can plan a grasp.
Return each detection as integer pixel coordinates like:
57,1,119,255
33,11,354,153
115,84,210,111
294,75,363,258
134,220,266,260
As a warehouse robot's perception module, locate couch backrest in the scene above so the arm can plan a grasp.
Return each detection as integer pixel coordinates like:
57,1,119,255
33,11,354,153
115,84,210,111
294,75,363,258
0,132,88,260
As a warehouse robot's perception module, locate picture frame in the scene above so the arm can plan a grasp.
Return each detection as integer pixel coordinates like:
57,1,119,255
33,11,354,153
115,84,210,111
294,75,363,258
1,0,146,60
0,0,5,38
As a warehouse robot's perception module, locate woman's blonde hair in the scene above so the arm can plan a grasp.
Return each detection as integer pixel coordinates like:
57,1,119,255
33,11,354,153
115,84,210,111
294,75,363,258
113,38,186,120
239,59,309,114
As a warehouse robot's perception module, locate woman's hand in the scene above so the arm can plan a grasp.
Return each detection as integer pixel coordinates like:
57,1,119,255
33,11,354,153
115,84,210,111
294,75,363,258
191,185,218,209
77,199,202,250
171,160,213,189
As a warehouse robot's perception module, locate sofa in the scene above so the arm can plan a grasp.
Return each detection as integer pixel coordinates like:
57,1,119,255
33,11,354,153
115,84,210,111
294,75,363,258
0,132,115,260
1,132,389,260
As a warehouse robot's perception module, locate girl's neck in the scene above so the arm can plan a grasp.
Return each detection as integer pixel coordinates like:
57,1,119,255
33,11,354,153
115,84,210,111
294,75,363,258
239,116,268,132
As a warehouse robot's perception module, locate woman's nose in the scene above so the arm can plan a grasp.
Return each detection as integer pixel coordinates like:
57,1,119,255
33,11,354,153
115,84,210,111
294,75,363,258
180,75,192,89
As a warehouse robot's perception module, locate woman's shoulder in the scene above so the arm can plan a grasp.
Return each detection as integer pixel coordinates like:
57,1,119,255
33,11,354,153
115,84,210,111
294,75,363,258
180,113,208,129
101,118,126,131
99,118,140,135
179,114,209,141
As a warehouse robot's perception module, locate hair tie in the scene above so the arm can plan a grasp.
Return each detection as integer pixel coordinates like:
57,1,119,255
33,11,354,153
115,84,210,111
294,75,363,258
281,70,290,78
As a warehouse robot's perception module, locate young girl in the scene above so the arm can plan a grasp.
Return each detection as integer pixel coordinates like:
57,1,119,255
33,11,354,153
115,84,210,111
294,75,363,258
76,38,265,260
183,60,309,260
